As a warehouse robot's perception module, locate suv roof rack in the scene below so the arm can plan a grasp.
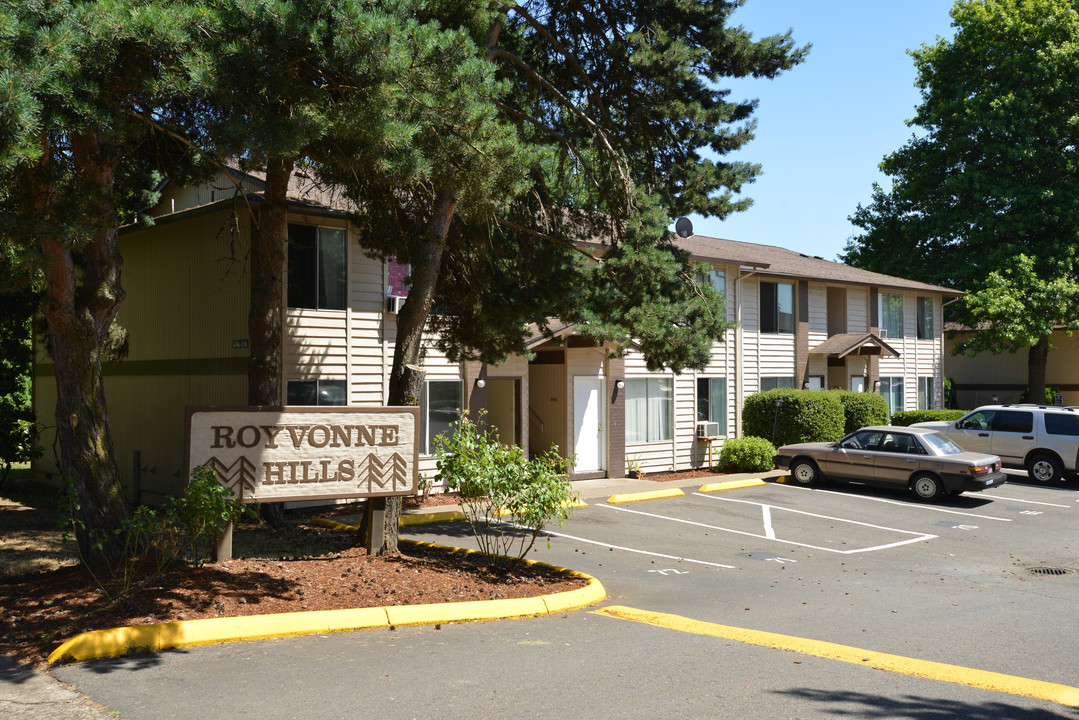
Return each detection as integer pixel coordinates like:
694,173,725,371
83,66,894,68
1001,403,1077,412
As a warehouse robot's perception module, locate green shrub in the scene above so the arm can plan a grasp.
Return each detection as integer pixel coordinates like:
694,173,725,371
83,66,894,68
716,436,777,473
435,414,576,567
890,409,967,426
1020,386,1061,404
742,389,845,446
827,390,889,433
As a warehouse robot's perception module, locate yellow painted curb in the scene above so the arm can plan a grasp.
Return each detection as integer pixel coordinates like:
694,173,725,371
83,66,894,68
607,488,684,504
47,541,605,665
594,606,1079,708
400,509,466,526
698,479,766,493
311,517,359,531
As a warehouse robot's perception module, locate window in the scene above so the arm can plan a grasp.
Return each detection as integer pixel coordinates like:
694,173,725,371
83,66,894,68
916,297,933,340
879,293,903,339
761,377,795,391
420,380,462,455
1045,413,1079,436
806,376,825,390
918,376,935,410
760,281,794,334
879,376,904,413
696,377,727,433
288,225,346,310
286,379,346,406
958,409,995,430
993,410,1033,434
626,378,673,442
387,256,409,297
850,375,866,392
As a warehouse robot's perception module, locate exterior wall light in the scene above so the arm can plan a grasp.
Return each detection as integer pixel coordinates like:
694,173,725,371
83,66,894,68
615,379,625,389
476,378,486,388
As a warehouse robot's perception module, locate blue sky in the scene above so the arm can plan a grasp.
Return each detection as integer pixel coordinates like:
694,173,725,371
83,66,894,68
679,2,958,262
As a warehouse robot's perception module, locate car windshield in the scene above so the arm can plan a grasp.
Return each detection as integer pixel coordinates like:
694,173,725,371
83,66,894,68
919,431,964,455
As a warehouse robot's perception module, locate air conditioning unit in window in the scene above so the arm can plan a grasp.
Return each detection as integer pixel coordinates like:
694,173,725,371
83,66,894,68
386,295,407,314
878,329,888,338
696,421,720,439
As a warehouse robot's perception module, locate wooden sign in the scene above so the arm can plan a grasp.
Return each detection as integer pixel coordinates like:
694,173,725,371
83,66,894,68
185,406,419,503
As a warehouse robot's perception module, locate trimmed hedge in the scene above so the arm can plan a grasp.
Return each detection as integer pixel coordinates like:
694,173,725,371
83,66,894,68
827,390,889,434
742,389,845,447
890,409,967,426
715,436,777,473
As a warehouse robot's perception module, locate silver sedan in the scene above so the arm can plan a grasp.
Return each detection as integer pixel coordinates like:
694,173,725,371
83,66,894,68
773,425,1006,500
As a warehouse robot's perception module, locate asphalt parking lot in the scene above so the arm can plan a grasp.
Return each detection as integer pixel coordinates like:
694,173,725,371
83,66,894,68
48,469,1079,719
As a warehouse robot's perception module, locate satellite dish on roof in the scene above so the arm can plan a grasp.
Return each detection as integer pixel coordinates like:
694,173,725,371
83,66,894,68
675,217,694,238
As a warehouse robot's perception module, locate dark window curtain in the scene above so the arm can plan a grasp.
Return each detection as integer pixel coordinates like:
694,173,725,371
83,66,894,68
287,224,318,309
760,282,777,333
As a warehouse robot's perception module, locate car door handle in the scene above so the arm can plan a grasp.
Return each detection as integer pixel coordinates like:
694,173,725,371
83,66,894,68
978,433,990,437
1022,436,1034,440
906,459,916,463
862,455,873,460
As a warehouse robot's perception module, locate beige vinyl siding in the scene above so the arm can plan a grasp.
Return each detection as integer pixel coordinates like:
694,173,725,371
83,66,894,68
348,251,388,405
739,277,761,393
284,309,349,380
877,292,945,411
848,286,869,333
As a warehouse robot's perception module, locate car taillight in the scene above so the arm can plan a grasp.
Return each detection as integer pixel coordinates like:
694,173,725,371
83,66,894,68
967,464,993,476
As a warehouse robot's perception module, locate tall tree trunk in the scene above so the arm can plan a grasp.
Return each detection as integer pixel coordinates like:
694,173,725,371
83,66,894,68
248,156,291,407
382,188,458,553
249,156,293,528
38,131,129,564
1027,334,1050,403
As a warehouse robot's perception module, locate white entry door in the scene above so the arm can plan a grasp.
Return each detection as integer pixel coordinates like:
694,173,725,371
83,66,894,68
573,377,605,473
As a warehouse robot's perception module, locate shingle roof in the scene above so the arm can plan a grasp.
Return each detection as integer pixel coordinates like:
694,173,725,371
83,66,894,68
674,234,962,296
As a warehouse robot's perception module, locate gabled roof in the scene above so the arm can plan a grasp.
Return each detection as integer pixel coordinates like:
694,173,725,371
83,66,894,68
808,332,899,358
674,234,962,297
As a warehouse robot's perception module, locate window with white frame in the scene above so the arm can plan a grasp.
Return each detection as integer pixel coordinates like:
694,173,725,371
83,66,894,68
420,380,462,455
626,378,673,442
879,293,903,339
696,377,727,433
918,376,935,410
761,376,795,391
286,379,346,406
287,225,346,310
760,281,794,334
880,376,905,414
916,297,934,340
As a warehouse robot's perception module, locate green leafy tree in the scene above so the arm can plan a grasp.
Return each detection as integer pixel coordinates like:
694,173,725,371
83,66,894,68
0,0,208,561
954,254,1079,392
845,0,1079,399
324,2,807,549
0,283,38,484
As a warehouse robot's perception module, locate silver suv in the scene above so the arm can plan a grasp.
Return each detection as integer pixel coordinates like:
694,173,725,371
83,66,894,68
913,405,1079,482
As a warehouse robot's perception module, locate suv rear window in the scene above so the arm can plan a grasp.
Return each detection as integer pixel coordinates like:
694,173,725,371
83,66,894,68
993,410,1033,433
1044,413,1079,436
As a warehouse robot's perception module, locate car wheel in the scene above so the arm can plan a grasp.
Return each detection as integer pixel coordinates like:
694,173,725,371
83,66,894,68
1027,453,1064,483
790,459,820,486
911,473,942,501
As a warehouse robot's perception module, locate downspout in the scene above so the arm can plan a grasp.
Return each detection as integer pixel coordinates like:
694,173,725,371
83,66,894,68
734,269,760,438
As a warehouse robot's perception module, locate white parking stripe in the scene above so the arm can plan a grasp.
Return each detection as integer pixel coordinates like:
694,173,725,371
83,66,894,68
762,505,776,540
773,484,1014,521
600,501,937,555
502,520,737,569
979,493,1071,508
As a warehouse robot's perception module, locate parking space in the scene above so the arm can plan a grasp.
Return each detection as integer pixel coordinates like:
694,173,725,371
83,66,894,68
520,475,1078,577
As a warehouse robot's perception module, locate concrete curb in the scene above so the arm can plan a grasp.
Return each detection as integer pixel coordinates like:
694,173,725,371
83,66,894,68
46,539,605,666
606,488,685,504
698,478,767,493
